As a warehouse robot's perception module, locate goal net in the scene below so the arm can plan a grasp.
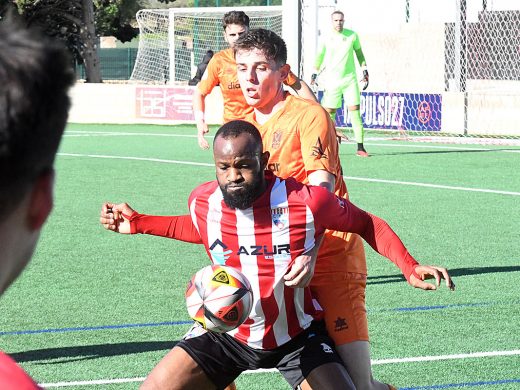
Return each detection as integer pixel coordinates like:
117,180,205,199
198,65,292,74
130,6,282,84
300,0,520,140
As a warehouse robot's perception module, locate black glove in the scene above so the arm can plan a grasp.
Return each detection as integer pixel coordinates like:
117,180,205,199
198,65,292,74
362,69,369,90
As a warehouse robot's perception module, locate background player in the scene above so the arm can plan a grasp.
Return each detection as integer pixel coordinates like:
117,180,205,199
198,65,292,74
193,10,316,150
100,120,451,390
234,29,454,390
312,10,370,157
0,18,74,388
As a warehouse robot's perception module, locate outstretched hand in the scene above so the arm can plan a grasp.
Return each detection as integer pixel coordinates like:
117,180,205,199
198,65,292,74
197,122,210,150
409,265,455,291
100,202,135,234
284,252,316,288
336,129,349,144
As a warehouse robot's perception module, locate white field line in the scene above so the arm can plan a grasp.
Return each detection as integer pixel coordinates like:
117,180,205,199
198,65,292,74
58,153,213,168
57,153,520,197
64,131,520,151
65,131,199,138
343,176,520,196
39,349,520,387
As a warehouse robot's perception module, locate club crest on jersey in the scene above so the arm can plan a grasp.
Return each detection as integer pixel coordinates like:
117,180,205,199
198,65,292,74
271,207,289,229
271,130,283,149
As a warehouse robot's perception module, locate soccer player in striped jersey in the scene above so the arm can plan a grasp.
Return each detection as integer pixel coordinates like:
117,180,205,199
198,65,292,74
100,121,453,390
312,10,370,157
0,18,74,389
232,29,453,390
193,10,316,150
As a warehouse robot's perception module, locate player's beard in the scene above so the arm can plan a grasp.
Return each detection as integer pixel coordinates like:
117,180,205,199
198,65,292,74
220,177,263,210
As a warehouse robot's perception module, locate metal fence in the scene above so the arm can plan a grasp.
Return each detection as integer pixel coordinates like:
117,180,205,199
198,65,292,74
76,48,138,80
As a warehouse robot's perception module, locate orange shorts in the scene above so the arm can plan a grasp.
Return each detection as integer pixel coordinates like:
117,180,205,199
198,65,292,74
310,272,368,346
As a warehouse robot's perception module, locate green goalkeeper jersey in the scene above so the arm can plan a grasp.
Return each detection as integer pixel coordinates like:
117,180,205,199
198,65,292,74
315,28,361,84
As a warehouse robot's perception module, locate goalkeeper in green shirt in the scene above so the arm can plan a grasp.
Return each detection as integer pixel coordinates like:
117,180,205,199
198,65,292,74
312,10,370,157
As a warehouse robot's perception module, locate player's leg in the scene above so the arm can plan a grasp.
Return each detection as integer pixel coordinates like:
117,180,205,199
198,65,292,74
141,325,242,390
321,86,349,143
310,268,395,390
302,362,354,389
320,85,343,123
140,346,216,390
337,341,390,390
277,321,355,390
344,81,368,156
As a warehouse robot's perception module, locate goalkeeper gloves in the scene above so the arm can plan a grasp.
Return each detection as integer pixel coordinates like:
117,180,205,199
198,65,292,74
362,69,369,90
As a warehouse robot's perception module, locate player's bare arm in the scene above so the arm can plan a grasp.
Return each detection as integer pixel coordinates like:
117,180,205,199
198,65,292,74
286,78,318,102
193,88,211,150
307,170,336,193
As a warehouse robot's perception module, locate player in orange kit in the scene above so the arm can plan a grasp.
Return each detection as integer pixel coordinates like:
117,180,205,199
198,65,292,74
234,28,454,390
193,10,316,150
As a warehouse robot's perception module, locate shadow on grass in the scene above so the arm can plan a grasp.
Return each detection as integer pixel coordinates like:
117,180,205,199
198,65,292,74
10,340,178,364
367,265,520,285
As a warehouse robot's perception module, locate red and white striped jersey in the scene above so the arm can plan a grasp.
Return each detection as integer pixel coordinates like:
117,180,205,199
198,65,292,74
131,171,419,350
188,173,322,349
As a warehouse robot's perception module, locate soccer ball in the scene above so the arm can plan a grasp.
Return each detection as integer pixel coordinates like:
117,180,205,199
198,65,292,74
185,265,253,333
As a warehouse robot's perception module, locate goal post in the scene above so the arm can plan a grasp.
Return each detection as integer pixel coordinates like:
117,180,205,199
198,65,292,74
299,0,520,139
131,6,283,84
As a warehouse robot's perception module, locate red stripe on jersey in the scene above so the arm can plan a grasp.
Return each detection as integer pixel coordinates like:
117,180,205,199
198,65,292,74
252,201,279,349
193,191,212,261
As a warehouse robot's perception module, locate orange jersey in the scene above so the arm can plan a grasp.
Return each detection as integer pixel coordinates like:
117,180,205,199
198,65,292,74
245,94,367,274
198,48,298,123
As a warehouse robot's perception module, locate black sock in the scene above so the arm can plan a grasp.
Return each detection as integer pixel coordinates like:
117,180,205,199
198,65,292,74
357,143,366,152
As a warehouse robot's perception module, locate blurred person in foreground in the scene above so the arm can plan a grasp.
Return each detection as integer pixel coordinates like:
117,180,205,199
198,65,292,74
0,17,74,389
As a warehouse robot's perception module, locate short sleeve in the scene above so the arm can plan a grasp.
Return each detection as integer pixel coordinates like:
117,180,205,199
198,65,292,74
298,105,339,176
197,55,220,96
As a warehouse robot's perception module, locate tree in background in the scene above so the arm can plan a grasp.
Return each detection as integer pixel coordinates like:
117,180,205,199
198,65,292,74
0,0,175,82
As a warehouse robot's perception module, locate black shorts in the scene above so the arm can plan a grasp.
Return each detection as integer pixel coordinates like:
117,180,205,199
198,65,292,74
176,320,344,389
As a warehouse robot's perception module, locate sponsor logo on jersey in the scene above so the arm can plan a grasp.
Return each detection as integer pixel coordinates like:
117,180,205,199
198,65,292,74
209,239,233,264
227,81,241,90
311,137,328,159
271,207,289,230
271,130,283,149
267,162,280,173
209,239,291,260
